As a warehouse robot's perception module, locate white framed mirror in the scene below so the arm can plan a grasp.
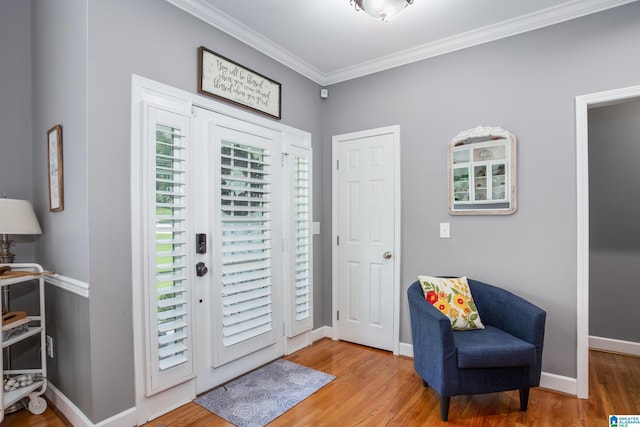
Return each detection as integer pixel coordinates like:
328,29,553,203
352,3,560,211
448,126,517,215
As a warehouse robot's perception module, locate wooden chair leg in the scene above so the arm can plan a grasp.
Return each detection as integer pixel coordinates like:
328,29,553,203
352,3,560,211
519,387,530,411
440,396,450,421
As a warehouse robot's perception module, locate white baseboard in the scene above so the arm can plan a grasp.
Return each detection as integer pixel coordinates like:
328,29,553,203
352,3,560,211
45,383,137,427
589,335,640,356
95,406,137,427
285,331,312,355
45,383,93,427
398,342,413,358
311,330,415,358
311,325,333,342
540,372,577,396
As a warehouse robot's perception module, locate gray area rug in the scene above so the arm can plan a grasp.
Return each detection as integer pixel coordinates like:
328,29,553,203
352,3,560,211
194,359,335,426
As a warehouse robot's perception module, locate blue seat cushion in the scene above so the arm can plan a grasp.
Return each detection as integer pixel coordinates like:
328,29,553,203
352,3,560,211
453,326,537,369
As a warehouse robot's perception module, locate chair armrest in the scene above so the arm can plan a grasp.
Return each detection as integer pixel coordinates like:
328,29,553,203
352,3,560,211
468,279,547,385
468,280,545,344
407,281,459,396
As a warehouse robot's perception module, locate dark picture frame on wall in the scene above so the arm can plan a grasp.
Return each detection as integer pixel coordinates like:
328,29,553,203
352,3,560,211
198,46,282,120
47,124,64,212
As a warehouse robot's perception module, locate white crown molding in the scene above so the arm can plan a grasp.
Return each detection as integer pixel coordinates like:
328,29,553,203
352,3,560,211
167,0,636,86
165,0,326,84
325,0,638,84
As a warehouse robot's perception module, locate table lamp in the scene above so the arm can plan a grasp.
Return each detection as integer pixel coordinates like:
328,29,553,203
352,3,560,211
0,198,43,263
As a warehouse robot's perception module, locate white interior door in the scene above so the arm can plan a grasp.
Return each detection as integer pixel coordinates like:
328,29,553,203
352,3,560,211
332,126,400,352
193,107,284,394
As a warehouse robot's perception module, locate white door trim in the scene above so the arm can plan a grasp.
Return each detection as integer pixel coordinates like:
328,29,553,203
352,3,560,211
331,125,401,355
575,84,640,399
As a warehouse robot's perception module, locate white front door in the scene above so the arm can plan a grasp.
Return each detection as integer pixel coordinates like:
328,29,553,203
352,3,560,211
332,126,400,352
193,107,284,393
132,78,313,424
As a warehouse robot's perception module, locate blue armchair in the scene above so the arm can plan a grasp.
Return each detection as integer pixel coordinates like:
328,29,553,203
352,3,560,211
408,278,546,421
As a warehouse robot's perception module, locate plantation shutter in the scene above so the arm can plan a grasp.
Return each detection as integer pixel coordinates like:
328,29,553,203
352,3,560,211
286,144,313,337
145,106,194,395
221,140,273,345
294,153,312,322
213,124,281,367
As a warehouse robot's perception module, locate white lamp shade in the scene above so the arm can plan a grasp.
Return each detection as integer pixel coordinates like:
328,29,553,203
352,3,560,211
359,0,408,21
0,199,43,235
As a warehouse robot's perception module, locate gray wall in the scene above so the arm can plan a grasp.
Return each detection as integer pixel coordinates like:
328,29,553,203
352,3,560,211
589,98,640,343
30,0,94,418
322,1,640,379
4,0,640,422
0,0,36,261
31,0,90,281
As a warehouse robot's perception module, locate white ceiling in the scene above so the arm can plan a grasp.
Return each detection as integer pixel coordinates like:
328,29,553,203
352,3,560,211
167,0,636,85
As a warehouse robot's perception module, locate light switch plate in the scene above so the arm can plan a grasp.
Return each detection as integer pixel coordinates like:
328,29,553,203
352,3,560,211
440,222,450,239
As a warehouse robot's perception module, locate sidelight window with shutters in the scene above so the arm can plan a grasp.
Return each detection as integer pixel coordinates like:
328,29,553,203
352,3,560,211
144,106,195,395
285,144,313,337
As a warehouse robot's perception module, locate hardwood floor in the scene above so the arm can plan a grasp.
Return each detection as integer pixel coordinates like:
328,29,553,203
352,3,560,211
1,401,70,427
3,340,639,426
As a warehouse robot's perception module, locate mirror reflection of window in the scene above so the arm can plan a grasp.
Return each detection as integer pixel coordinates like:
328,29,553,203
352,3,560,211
448,126,516,215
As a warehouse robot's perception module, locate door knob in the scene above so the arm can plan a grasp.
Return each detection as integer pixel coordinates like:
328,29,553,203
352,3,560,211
196,262,208,277
383,251,392,259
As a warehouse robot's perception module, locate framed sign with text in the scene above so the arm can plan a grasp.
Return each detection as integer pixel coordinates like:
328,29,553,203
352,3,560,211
198,46,282,120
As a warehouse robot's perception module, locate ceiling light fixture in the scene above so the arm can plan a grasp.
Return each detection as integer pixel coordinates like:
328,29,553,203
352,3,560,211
351,0,414,21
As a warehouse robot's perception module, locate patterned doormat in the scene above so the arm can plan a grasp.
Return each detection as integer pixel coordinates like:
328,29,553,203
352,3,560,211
194,359,335,427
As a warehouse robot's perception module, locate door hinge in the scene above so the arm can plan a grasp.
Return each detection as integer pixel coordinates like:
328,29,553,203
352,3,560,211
337,311,340,321
336,235,339,246
336,159,339,170
281,152,289,167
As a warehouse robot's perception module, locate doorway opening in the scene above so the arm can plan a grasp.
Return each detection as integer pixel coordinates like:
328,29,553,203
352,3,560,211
575,84,640,399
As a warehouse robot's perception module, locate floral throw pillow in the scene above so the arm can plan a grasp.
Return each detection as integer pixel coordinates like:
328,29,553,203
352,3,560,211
418,275,485,330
